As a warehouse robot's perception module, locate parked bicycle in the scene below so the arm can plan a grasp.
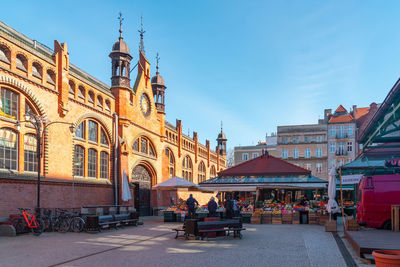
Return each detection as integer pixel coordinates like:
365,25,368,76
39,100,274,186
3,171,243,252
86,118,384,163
11,208,44,236
41,208,85,233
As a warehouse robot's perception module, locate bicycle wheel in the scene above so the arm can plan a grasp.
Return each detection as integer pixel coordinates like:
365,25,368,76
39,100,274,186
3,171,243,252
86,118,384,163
59,219,70,233
11,217,26,234
31,218,44,236
70,217,85,232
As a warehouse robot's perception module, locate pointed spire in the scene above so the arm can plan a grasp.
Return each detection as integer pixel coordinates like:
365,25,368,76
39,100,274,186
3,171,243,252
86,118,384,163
138,14,146,53
156,53,160,74
221,121,223,133
118,12,124,39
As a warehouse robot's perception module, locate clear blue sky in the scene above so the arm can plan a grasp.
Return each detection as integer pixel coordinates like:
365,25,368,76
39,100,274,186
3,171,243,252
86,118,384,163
2,1,400,149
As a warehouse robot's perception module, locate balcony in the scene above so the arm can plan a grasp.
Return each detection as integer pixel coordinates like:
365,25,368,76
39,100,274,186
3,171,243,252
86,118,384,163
335,133,348,139
335,150,348,156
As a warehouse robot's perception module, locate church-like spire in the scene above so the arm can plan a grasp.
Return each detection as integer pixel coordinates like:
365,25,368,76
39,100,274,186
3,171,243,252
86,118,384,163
138,15,145,53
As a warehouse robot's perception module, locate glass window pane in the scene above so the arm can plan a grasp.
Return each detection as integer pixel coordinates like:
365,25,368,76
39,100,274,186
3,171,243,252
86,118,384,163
75,122,85,139
88,149,97,178
100,129,109,146
1,88,19,120
74,145,84,176
0,129,18,171
88,121,98,142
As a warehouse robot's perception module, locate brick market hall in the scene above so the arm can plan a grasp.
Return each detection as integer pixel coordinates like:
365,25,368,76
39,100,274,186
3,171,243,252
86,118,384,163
0,17,227,217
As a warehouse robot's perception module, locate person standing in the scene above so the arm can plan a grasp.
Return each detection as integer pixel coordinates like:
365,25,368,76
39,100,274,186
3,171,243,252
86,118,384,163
225,195,234,219
186,194,199,218
233,198,239,217
208,197,218,217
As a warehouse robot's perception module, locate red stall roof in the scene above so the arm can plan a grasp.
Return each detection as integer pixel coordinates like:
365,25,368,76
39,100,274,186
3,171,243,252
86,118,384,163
218,154,311,177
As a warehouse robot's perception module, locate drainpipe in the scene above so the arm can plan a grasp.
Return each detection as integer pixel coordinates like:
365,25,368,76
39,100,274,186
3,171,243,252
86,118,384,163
113,112,119,206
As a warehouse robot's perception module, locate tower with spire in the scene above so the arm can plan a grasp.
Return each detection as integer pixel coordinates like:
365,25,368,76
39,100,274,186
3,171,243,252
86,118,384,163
151,53,167,113
216,121,227,155
109,12,132,88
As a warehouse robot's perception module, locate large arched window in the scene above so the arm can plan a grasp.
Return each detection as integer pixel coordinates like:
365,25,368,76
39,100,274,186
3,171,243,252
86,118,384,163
1,88,19,120
0,128,18,170
132,136,156,158
0,45,10,64
182,155,193,182
165,148,175,178
24,134,37,172
74,145,84,177
74,119,111,179
210,165,217,178
198,161,206,183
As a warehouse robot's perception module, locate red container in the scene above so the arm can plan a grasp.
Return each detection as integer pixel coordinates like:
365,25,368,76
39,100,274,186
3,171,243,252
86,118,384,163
372,250,400,267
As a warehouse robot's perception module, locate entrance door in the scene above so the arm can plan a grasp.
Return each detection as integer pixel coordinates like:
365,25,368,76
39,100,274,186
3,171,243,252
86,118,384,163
131,165,152,216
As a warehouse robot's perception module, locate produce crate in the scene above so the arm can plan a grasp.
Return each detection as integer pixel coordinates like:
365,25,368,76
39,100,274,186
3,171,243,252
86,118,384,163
163,211,176,222
345,218,360,231
251,216,261,224
272,214,282,224
261,213,272,224
308,212,319,225
319,214,329,226
292,213,300,224
325,221,337,232
282,213,293,224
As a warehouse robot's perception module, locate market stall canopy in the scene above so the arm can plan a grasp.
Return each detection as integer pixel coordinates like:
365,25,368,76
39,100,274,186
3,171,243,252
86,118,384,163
217,154,311,177
152,176,199,190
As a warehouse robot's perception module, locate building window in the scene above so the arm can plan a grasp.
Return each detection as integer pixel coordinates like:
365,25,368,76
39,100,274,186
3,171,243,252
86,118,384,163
100,152,108,179
182,155,193,182
330,142,335,153
330,126,335,137
165,148,175,178
305,164,311,170
88,149,97,178
347,142,352,152
74,145,84,177
316,136,323,142
305,136,311,143
242,153,248,161
252,153,259,159
347,125,353,136
282,149,288,159
0,45,10,64
198,161,206,183
132,136,156,158
0,128,18,170
282,137,288,144
46,70,55,85
1,88,19,120
316,163,322,173
88,91,95,103
24,134,37,172
88,120,98,143
141,138,148,154
210,165,216,177
32,62,42,79
100,129,109,146
330,159,336,168
338,142,345,155
75,122,85,139
69,81,75,96
97,96,103,109
293,149,299,159
78,86,85,99
316,148,322,158
305,148,311,158
16,54,27,71
105,100,111,111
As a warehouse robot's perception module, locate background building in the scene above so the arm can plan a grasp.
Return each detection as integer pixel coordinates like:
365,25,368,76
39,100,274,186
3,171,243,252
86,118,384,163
0,19,226,217
233,133,278,165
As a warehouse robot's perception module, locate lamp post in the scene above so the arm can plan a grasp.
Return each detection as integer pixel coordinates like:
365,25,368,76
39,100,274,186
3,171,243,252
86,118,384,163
16,112,74,215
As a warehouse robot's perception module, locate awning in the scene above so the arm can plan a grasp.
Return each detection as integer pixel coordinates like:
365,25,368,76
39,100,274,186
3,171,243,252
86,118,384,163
199,186,257,192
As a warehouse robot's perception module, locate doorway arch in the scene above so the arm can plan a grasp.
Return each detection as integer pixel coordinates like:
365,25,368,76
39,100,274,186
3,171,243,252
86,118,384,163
131,162,156,216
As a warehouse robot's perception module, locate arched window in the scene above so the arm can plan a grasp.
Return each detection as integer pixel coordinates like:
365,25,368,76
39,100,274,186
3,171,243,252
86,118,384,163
88,91,95,103
88,148,97,178
182,155,193,182
74,145,84,176
24,134,37,172
198,161,206,183
16,54,27,71
78,86,85,100
32,62,42,79
100,151,109,179
0,128,18,170
165,148,175,178
210,165,216,178
69,81,75,96
132,136,156,158
105,99,111,112
46,69,55,85
0,45,10,64
1,88,19,120
74,119,111,179
97,96,103,109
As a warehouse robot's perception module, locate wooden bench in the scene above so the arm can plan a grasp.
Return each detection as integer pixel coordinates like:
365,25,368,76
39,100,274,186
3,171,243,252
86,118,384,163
196,219,245,240
172,227,186,239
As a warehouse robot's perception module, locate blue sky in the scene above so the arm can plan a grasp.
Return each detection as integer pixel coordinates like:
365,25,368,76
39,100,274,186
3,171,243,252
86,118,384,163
2,1,400,149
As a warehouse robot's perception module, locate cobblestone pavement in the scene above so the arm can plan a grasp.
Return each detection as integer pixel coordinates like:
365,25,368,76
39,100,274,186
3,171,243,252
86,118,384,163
0,217,347,267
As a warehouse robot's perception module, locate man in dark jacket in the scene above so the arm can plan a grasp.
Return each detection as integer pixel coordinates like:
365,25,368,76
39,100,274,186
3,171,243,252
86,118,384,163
207,197,218,217
225,195,234,219
186,194,199,218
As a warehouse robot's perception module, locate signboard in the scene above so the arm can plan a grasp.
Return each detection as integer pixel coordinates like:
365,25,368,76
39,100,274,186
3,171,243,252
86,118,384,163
341,174,363,185
385,159,400,168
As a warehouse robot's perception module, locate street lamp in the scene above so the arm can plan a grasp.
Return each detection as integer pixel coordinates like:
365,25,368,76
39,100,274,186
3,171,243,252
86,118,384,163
16,111,74,215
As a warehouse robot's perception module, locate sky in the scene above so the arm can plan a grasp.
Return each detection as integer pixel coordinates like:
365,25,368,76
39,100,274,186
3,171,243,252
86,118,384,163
2,1,400,150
